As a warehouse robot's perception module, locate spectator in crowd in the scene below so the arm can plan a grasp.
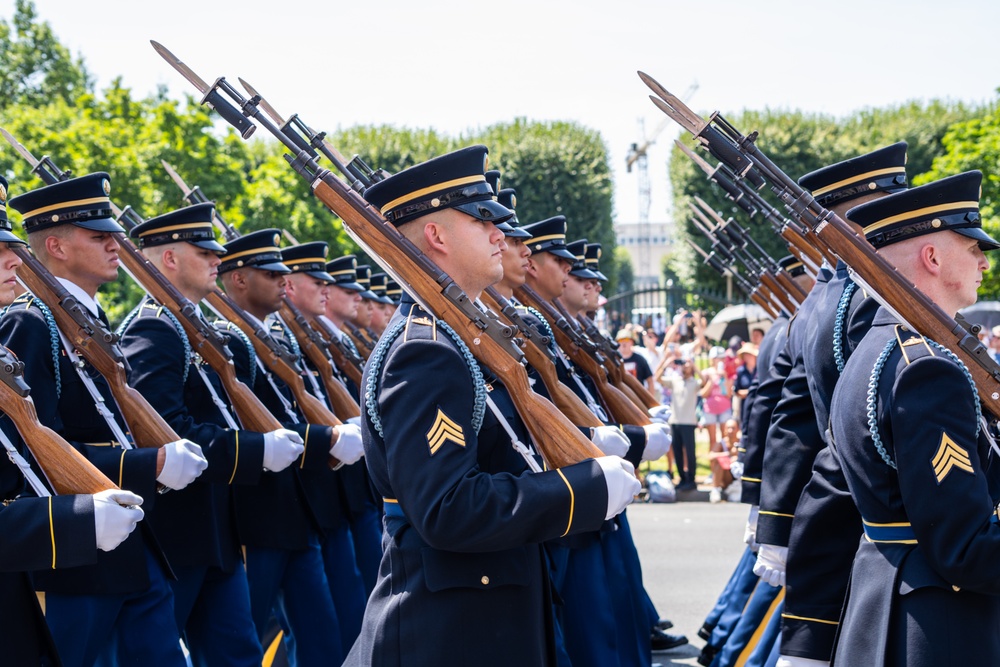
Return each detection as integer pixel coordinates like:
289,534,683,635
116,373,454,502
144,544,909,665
749,327,765,349
666,357,702,492
990,326,1000,363
708,418,741,503
733,343,758,420
722,335,742,384
616,329,655,393
699,349,732,453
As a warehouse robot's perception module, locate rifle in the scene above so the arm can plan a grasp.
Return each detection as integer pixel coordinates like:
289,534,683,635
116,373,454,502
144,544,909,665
677,140,833,270
515,285,651,426
0,344,117,494
0,130,285,435
152,43,601,468
481,288,603,427
162,161,366,392
693,196,809,302
277,298,361,420
686,239,782,318
311,316,365,386
341,320,375,359
689,204,800,314
549,296,647,410
575,312,661,410
641,71,1000,417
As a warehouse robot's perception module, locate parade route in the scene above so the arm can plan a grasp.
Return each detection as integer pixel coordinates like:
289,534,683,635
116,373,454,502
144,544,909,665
629,500,749,665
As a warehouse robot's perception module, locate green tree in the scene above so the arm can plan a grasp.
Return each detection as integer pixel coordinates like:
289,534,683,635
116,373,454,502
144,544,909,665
0,0,90,110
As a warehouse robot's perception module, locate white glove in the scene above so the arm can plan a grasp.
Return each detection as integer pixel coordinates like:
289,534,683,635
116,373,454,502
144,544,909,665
596,456,641,520
648,405,671,424
346,416,363,427
730,459,744,479
776,657,830,667
93,489,144,552
157,439,208,490
331,423,364,465
754,544,788,587
262,429,304,472
744,505,760,551
641,423,671,461
591,426,629,458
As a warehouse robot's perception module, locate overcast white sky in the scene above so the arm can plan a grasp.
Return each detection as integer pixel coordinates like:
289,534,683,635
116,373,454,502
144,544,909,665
4,0,998,226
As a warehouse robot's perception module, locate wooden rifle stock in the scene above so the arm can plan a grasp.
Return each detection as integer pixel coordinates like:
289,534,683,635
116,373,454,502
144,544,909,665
111,234,284,434
308,177,602,468
481,290,602,428
0,349,117,494
205,290,342,430
515,287,651,427
12,248,178,449
342,321,374,360
311,317,365,387
278,300,360,420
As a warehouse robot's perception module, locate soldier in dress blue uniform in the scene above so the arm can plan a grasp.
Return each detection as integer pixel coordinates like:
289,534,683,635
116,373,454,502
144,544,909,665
1,173,209,667
773,144,908,667
367,272,395,335
829,171,1000,666
215,229,364,666
278,241,369,655
0,175,144,666
315,254,385,599
118,203,309,666
346,145,640,667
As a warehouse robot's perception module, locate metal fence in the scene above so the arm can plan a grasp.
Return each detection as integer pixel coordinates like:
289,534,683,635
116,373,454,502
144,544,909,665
602,284,739,334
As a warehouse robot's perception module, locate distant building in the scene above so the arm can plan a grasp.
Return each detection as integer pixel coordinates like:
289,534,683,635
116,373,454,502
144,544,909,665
615,220,673,287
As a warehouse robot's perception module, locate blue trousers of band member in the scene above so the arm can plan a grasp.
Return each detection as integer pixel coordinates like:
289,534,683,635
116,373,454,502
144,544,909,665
555,538,624,667
244,532,342,667
169,564,263,667
671,424,697,484
712,583,784,667
615,510,661,631
349,507,383,596
705,547,757,637
708,548,762,650
45,546,187,667
742,598,783,667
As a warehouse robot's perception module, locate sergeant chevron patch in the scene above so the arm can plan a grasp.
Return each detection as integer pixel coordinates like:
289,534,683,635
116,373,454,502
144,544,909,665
931,433,974,484
427,409,465,455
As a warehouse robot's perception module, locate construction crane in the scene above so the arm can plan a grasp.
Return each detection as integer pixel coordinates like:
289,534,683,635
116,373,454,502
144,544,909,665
625,82,697,287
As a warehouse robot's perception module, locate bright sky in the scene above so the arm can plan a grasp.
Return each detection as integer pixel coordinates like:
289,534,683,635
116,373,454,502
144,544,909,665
4,0,998,227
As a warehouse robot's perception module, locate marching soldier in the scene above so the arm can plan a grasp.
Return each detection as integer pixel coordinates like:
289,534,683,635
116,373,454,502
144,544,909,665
316,254,385,596
1,173,208,667
346,145,639,666
367,272,395,335
278,241,368,653
119,203,309,666
215,228,364,666
774,144,907,667
0,176,144,665
830,171,1000,666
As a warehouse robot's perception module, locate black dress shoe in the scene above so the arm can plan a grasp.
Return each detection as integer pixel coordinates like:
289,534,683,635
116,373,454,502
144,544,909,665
651,628,689,651
656,618,674,631
697,643,719,666
697,622,714,641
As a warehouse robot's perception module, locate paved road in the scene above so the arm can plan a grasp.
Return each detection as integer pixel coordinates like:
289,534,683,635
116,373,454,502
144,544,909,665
627,500,751,666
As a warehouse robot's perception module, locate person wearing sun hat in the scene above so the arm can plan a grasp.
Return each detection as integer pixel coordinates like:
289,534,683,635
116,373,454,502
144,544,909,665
1,173,211,667
346,144,639,666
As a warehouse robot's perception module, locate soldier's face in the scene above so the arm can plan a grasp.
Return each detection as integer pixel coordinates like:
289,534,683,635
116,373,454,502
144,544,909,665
938,231,990,313
370,301,391,332
447,213,506,296
0,244,23,307
285,273,329,319
561,275,590,313
60,227,120,291
500,237,531,289
327,284,361,323
528,253,571,301
174,243,221,300
245,269,287,314
354,299,374,328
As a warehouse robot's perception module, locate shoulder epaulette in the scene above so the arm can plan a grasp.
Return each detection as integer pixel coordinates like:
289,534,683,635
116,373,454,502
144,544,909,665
117,299,193,383
365,308,485,439
2,294,62,397
867,325,980,470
